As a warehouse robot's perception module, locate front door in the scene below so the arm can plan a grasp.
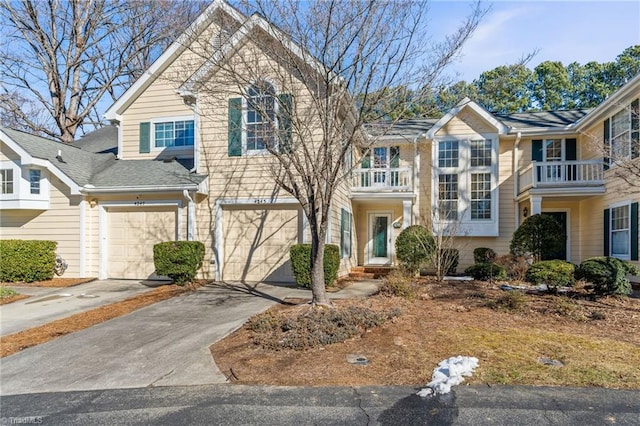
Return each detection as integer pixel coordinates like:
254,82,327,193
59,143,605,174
543,211,568,261
368,213,391,265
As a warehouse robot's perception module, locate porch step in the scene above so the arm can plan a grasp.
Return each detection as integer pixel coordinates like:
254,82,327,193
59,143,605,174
349,266,394,279
348,272,376,280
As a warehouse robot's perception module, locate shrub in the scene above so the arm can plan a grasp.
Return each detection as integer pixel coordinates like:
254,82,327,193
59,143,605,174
510,214,565,262
378,269,418,299
0,287,19,299
473,247,497,264
395,225,434,274
526,260,575,293
153,241,205,285
494,254,530,281
486,291,527,312
439,248,459,275
0,240,57,282
464,262,507,281
289,244,340,288
575,257,639,296
249,306,401,350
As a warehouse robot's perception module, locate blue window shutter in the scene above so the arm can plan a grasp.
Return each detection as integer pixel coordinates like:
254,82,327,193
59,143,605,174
632,99,639,159
631,202,638,261
278,94,293,153
603,118,610,170
603,208,610,256
532,140,543,161
139,122,150,153
228,98,242,157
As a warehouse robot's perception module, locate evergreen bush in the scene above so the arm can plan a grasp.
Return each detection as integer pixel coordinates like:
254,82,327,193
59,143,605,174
153,241,205,285
510,214,565,262
526,260,575,293
464,262,507,281
289,244,340,288
575,256,638,296
395,225,434,274
0,240,57,282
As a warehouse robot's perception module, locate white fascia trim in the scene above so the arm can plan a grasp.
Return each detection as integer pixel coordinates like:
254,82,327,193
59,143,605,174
82,184,201,194
105,0,245,120
576,73,640,131
512,127,578,136
426,98,509,139
0,130,82,195
350,192,416,201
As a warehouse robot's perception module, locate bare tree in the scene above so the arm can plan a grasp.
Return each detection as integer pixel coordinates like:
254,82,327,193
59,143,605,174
423,207,469,282
0,0,207,143
181,0,485,305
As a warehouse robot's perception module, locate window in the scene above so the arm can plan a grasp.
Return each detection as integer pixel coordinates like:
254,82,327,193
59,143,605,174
29,169,41,194
607,100,639,162
438,174,458,220
438,141,458,168
0,169,14,194
471,173,491,220
470,139,491,167
340,208,352,258
611,204,630,258
246,82,276,152
154,120,194,148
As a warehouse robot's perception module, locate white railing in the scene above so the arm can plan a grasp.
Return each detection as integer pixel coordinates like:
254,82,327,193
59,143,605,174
352,167,412,192
518,160,605,193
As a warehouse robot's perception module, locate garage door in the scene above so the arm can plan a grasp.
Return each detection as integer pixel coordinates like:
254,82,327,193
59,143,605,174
223,208,299,282
108,206,177,279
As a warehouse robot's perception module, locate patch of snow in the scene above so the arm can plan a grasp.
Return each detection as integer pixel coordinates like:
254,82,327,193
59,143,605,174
445,276,474,281
416,356,479,397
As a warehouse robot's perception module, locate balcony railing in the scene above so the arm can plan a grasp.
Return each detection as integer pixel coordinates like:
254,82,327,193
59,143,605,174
518,160,605,193
352,167,412,192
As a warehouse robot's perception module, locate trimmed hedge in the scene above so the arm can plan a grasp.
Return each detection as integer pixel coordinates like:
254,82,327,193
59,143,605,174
526,260,575,293
473,247,497,264
290,244,340,288
464,262,507,281
575,256,639,296
153,241,205,285
0,240,57,282
395,225,434,274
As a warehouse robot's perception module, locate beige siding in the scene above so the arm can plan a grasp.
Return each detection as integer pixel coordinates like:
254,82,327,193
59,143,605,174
437,108,496,137
0,176,82,277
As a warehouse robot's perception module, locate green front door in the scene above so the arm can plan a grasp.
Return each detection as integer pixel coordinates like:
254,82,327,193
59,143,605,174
373,216,388,258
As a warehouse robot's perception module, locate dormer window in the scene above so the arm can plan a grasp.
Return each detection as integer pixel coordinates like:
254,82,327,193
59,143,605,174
29,169,41,194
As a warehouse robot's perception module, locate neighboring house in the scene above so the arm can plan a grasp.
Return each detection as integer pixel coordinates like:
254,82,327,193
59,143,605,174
1,0,638,281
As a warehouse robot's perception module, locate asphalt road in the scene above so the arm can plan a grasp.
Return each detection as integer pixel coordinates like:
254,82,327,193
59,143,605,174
1,384,639,425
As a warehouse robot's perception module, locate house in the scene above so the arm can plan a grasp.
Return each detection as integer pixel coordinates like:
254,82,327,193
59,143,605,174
1,0,638,281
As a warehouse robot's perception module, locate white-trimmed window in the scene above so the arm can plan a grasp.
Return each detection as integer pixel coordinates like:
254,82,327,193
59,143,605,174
438,174,458,220
606,99,639,162
0,169,14,194
29,169,41,194
471,173,491,220
340,208,352,258
433,136,498,236
153,119,194,149
611,204,631,258
245,82,277,153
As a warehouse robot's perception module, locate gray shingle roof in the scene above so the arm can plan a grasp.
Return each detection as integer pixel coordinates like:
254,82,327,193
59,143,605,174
1,127,206,190
496,109,593,130
75,126,118,154
366,118,439,138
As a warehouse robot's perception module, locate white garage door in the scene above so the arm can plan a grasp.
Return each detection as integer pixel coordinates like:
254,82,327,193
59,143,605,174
108,206,177,279
223,208,299,282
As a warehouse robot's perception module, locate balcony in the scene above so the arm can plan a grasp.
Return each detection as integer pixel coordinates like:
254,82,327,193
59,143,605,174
351,167,412,193
518,160,605,195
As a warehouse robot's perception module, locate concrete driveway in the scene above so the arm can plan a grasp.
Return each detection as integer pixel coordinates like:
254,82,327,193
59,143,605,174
0,280,379,396
1,280,165,336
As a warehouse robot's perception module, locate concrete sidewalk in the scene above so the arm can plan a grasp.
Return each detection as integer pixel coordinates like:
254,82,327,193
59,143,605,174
1,280,165,336
0,280,381,395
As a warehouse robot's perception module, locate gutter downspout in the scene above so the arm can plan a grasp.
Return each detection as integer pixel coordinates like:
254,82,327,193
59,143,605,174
513,131,522,228
183,190,196,241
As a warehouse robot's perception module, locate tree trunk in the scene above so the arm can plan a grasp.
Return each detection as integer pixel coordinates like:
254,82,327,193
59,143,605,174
309,230,331,306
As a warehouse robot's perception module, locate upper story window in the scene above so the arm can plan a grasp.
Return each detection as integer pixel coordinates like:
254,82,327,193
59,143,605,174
29,169,41,194
245,82,277,153
606,99,639,162
438,140,459,168
1,169,14,194
154,119,194,149
470,139,491,167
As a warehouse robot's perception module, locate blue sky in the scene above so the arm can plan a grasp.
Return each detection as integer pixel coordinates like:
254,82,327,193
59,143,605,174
430,1,640,82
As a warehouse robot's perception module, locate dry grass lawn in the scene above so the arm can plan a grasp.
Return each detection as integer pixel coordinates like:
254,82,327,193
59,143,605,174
211,279,640,389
